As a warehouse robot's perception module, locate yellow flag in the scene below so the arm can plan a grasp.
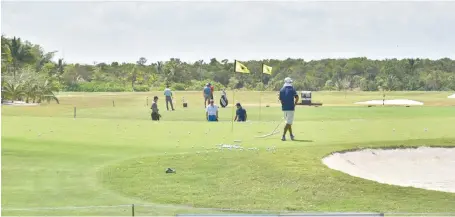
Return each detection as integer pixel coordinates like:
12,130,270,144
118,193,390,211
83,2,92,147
262,64,272,75
235,60,250,73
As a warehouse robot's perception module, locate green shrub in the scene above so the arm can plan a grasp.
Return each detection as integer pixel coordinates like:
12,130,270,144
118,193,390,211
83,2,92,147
171,83,186,91
63,82,129,92
133,85,150,92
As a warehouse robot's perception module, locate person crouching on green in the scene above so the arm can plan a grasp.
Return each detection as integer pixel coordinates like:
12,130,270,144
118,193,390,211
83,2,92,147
234,102,247,122
151,96,161,121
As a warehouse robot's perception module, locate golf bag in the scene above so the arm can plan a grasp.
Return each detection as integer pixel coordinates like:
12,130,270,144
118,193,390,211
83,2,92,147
220,90,228,108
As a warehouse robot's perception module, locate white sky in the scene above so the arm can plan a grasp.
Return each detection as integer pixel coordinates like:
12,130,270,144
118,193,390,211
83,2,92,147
1,0,455,64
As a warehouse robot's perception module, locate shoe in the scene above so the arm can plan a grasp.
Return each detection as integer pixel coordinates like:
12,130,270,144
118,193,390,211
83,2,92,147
291,134,295,140
281,136,286,141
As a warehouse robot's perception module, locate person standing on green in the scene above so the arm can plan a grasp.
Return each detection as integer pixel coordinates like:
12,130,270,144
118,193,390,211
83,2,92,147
151,96,161,121
164,85,175,111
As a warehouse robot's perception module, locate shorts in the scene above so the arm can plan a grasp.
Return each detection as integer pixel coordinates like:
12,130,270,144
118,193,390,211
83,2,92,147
204,95,210,101
283,111,295,125
208,115,217,121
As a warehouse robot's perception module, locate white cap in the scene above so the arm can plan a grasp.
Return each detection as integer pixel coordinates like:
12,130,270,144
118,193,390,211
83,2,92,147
284,77,293,83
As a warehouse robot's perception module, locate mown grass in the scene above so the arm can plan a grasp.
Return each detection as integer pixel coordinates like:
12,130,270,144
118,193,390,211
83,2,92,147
2,91,455,216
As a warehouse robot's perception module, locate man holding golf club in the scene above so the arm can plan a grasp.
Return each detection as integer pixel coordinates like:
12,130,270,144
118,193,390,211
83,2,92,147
279,77,299,141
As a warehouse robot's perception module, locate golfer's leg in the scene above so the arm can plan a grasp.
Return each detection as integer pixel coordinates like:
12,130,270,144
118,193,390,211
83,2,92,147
282,112,289,138
288,111,295,139
170,98,175,110
166,97,170,110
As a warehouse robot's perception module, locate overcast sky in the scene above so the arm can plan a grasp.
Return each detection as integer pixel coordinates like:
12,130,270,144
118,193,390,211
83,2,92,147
2,0,455,64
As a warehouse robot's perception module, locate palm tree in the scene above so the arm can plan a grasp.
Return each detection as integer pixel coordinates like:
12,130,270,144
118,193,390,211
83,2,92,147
2,68,59,104
5,37,34,77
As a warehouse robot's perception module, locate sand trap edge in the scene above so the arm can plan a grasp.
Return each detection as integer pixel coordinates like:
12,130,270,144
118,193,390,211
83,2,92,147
322,145,455,159
321,145,455,194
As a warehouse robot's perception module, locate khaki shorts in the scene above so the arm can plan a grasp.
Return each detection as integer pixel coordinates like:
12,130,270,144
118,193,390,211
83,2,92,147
283,111,295,125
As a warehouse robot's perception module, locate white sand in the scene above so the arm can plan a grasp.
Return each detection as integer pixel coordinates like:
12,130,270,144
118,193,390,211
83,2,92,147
322,147,455,193
2,101,39,106
355,99,424,106
448,94,455,99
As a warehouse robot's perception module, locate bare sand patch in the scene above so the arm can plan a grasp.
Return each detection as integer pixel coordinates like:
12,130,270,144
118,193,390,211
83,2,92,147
322,147,455,193
2,101,39,106
449,94,455,99
355,99,424,106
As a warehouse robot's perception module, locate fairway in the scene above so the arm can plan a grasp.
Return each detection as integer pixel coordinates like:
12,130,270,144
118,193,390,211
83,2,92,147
2,91,455,216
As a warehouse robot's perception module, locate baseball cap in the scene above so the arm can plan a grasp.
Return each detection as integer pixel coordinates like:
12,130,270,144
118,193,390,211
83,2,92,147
236,102,241,106
284,77,293,83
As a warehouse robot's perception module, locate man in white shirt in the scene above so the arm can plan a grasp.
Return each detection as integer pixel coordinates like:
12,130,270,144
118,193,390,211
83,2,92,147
205,99,219,121
163,85,175,111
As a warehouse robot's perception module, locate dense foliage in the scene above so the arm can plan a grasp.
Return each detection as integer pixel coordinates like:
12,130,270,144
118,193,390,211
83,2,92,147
2,35,455,100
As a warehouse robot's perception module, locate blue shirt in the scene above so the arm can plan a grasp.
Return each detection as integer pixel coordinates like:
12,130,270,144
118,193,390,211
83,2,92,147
203,86,211,96
164,88,172,97
236,108,247,121
279,86,297,111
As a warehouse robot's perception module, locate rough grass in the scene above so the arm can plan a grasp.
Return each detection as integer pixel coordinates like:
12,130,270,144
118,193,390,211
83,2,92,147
2,91,455,216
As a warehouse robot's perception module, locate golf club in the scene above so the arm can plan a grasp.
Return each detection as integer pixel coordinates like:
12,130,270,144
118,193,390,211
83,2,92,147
255,118,284,138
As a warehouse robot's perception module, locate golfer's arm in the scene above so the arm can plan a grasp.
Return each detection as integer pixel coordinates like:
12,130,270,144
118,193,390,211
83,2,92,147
294,95,299,104
234,115,237,121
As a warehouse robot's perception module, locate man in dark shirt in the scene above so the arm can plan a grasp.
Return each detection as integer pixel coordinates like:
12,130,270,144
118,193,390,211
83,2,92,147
234,102,247,122
279,77,299,141
151,96,161,121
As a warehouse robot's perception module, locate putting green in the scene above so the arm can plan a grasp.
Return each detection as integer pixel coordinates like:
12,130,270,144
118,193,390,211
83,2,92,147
99,138,455,212
3,91,455,215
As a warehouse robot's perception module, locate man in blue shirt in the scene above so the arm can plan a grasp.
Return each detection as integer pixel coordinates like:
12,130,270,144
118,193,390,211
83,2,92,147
234,102,247,122
203,83,211,108
279,77,299,141
164,85,175,111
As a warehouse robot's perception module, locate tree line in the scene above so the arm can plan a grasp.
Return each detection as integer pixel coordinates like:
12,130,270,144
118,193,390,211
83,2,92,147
2,35,455,103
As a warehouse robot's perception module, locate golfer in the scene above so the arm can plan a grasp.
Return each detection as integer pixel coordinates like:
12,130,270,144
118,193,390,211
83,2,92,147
164,85,175,111
234,102,247,122
203,83,211,108
205,99,219,122
279,77,299,141
151,96,161,121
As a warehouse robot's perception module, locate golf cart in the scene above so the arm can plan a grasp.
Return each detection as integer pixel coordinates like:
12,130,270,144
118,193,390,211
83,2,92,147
297,91,323,106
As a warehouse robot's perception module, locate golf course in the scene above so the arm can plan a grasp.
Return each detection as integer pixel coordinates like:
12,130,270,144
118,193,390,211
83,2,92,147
2,90,455,216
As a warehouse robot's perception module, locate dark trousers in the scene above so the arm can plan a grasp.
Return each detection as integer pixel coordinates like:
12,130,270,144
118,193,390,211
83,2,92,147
165,96,174,110
151,112,160,121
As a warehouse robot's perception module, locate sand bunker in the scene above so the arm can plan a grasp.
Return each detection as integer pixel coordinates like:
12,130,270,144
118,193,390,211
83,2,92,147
449,94,455,99
2,101,39,106
322,147,455,193
355,99,423,106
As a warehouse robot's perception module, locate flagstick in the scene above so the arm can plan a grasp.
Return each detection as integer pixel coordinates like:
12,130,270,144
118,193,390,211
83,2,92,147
231,61,236,133
259,67,263,122
231,88,235,132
